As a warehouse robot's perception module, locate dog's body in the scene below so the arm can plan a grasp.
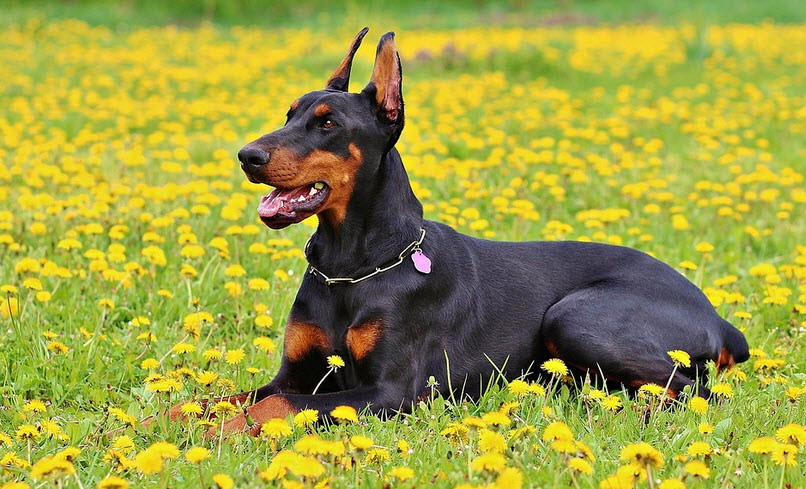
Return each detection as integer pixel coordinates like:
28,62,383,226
172,29,749,435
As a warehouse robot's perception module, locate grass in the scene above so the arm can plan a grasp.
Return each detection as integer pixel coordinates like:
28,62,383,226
1,3,806,488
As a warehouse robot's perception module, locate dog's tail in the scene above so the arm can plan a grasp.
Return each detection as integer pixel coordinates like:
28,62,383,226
718,320,750,373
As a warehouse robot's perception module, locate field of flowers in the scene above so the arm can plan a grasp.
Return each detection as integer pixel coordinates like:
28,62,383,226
1,14,806,489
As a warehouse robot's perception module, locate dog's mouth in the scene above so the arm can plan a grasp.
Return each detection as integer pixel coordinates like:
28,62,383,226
257,182,330,229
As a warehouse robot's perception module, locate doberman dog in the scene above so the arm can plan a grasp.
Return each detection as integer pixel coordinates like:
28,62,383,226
170,28,749,436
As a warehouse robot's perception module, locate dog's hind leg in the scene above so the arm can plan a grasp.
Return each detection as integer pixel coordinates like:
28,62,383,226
541,287,716,399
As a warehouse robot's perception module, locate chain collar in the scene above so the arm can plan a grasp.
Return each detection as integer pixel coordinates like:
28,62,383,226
304,227,426,285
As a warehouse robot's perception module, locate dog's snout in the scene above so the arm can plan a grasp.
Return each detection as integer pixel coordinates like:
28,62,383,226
238,146,271,168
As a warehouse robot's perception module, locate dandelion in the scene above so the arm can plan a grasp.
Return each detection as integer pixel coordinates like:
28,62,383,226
313,355,344,394
97,476,131,488
478,429,508,453
470,452,506,472
225,349,245,365
667,350,691,368
260,418,292,441
687,441,712,457
23,400,47,413
389,466,414,481
293,409,319,428
620,442,664,469
212,474,234,489
350,435,374,450
688,397,708,415
684,460,710,478
330,405,358,423
601,395,623,412
185,447,210,463
541,358,568,376
711,382,734,399
568,457,594,475
658,478,686,489
775,424,806,447
212,401,238,419
771,443,798,467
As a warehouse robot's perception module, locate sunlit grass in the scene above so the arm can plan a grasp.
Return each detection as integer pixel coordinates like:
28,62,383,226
1,17,805,489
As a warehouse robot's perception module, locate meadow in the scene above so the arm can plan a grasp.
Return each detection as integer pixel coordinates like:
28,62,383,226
1,4,806,488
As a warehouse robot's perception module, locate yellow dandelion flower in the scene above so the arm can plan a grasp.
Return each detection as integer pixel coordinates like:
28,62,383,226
350,435,373,450
684,460,710,478
15,424,40,441
330,405,358,423
775,424,806,447
140,358,159,370
248,278,270,290
542,421,573,442
1,297,19,318
470,452,506,473
568,457,594,475
180,402,203,417
97,475,130,489
389,466,414,481
225,349,245,365
24,400,47,413
212,401,238,418
253,336,276,354
508,379,530,397
620,442,664,469
638,383,665,397
711,382,734,399
261,418,292,441
195,371,218,386
212,474,234,489
658,478,686,489
541,358,568,376
203,348,223,361
326,355,345,369
293,409,319,428
688,397,708,415
601,395,623,412
134,449,163,474
687,441,712,457
698,422,714,435
771,443,798,467
30,457,75,480
482,411,511,427
185,447,210,463
667,350,691,368
172,342,195,354
462,416,486,429
478,428,508,453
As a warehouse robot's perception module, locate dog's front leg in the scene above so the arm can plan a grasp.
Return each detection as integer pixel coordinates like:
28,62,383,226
206,383,407,438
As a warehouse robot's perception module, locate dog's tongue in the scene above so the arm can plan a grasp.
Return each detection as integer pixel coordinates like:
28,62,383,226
258,188,290,217
258,186,312,217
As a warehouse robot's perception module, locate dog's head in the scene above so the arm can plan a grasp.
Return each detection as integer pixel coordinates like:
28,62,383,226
239,28,404,229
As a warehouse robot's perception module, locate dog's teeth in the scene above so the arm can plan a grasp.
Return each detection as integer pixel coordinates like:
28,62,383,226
299,196,306,202
309,187,317,196
314,182,324,189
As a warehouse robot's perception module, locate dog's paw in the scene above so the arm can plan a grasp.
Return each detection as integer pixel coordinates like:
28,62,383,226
203,395,298,439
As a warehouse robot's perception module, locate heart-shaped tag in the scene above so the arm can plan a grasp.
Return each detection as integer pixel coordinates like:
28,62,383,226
411,250,431,274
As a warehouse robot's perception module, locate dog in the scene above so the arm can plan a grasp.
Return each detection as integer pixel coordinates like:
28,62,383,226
170,28,749,436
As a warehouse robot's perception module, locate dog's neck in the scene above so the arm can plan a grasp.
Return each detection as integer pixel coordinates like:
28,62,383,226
306,147,424,276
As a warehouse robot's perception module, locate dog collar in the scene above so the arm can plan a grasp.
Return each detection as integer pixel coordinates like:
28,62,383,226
304,227,428,285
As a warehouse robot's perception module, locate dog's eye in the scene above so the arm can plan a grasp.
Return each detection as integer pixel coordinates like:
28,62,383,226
321,119,335,129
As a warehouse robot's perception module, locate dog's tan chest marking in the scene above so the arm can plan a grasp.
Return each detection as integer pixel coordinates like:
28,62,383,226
284,320,329,362
346,319,383,361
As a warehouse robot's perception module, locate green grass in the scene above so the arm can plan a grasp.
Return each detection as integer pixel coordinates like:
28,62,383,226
1,3,806,488
4,0,806,28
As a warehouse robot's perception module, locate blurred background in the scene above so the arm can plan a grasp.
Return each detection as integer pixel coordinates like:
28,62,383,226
4,0,806,27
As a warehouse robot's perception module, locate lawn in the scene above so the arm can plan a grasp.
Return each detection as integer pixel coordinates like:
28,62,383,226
1,2,805,488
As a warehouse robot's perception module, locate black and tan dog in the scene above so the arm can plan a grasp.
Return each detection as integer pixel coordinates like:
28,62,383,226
171,28,749,435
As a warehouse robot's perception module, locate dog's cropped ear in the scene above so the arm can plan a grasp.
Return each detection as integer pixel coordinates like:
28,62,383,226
325,27,369,91
365,32,404,127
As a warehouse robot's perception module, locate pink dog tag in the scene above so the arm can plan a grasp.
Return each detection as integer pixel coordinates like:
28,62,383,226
412,250,431,274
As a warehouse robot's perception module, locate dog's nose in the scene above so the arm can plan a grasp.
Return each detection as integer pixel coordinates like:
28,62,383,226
238,146,271,168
